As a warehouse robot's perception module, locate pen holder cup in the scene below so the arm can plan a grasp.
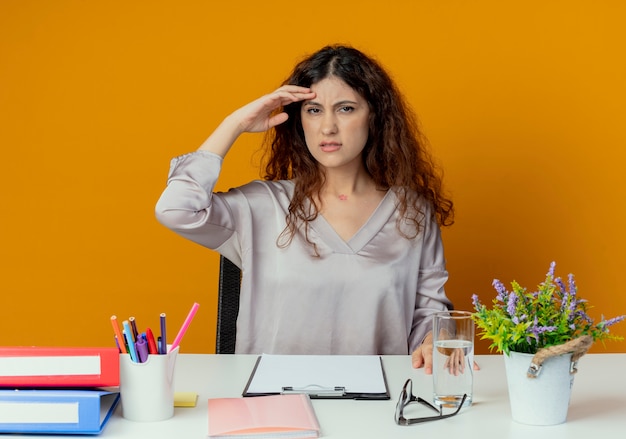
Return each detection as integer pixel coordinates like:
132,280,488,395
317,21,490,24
119,346,179,422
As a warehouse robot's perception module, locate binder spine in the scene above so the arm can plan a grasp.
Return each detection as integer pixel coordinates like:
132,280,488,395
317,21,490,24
0,347,120,387
0,390,120,434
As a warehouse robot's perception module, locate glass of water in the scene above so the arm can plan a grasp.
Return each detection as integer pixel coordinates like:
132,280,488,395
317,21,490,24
432,310,474,408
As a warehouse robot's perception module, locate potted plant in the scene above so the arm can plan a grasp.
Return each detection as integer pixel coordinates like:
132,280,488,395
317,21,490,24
471,262,624,425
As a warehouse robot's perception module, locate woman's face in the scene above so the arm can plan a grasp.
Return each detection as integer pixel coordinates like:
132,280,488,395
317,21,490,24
301,76,370,172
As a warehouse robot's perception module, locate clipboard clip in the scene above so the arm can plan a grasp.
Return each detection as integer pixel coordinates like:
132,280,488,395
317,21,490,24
281,385,346,397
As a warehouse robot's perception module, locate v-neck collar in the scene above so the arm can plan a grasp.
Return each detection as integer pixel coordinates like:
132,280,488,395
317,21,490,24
309,190,396,254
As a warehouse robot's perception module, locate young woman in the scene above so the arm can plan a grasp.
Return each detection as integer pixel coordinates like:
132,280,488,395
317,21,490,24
156,45,454,372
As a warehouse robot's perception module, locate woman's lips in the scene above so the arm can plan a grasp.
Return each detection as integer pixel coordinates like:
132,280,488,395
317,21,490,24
320,142,341,152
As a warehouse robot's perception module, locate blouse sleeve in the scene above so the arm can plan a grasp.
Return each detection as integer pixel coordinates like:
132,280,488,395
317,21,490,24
408,211,454,352
154,150,238,251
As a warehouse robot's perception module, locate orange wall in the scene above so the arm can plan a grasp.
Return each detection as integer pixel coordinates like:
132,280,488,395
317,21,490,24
1,0,625,354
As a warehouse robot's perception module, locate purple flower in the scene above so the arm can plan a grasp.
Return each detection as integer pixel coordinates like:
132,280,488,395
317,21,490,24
554,277,573,316
507,292,517,317
555,277,567,294
568,273,577,296
556,277,568,308
574,309,593,325
471,294,481,310
529,316,557,337
531,325,557,335
547,261,556,279
493,279,508,302
600,315,626,328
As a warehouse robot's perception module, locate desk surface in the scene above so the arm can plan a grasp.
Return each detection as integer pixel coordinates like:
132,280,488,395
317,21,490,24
20,354,626,438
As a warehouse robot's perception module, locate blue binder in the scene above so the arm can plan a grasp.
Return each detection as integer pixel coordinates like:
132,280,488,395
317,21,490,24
0,388,120,434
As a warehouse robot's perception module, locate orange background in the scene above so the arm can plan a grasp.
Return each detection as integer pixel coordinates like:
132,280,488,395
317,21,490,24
1,0,625,355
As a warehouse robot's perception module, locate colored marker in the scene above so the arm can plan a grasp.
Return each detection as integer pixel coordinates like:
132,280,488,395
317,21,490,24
159,313,167,354
136,337,149,363
129,316,139,341
169,302,200,353
146,328,158,355
122,332,131,353
110,316,127,354
123,320,138,362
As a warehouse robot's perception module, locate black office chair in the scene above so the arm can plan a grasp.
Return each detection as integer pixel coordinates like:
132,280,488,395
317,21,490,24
216,255,241,354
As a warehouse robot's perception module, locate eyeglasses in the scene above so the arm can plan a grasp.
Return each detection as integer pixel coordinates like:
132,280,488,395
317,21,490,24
394,379,467,425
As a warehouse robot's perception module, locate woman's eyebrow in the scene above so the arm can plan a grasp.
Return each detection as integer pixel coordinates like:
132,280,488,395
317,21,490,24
333,99,359,106
303,99,359,106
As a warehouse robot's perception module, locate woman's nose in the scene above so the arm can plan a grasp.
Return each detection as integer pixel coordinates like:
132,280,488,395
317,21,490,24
321,114,338,135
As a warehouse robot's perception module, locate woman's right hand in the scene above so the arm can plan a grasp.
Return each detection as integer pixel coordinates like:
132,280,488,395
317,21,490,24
229,85,316,134
199,86,315,157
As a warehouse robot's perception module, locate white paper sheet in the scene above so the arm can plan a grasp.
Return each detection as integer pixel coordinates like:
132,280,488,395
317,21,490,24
244,354,388,396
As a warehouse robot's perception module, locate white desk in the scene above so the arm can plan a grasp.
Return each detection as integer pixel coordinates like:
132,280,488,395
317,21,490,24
26,354,626,437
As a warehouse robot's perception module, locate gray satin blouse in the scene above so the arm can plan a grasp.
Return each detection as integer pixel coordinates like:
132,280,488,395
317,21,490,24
155,150,452,355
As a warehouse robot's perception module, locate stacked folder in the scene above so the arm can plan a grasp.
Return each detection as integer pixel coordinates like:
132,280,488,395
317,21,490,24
0,346,120,435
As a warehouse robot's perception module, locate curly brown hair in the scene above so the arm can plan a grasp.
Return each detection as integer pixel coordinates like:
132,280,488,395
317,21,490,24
263,45,453,249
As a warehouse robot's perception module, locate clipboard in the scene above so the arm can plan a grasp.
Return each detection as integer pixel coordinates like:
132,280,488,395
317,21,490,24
242,354,390,400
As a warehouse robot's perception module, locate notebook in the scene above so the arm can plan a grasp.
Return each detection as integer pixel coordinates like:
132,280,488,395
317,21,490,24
207,394,320,438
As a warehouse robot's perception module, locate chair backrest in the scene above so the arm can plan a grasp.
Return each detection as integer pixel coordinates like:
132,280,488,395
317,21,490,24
216,255,241,354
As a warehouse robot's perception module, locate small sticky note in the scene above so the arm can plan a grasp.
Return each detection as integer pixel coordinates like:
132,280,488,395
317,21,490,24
174,391,198,407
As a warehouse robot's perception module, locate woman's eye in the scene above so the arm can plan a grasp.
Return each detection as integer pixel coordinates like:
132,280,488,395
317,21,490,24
339,106,355,113
305,107,321,114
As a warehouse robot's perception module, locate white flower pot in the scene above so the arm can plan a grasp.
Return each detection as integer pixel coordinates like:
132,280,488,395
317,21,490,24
503,351,575,425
